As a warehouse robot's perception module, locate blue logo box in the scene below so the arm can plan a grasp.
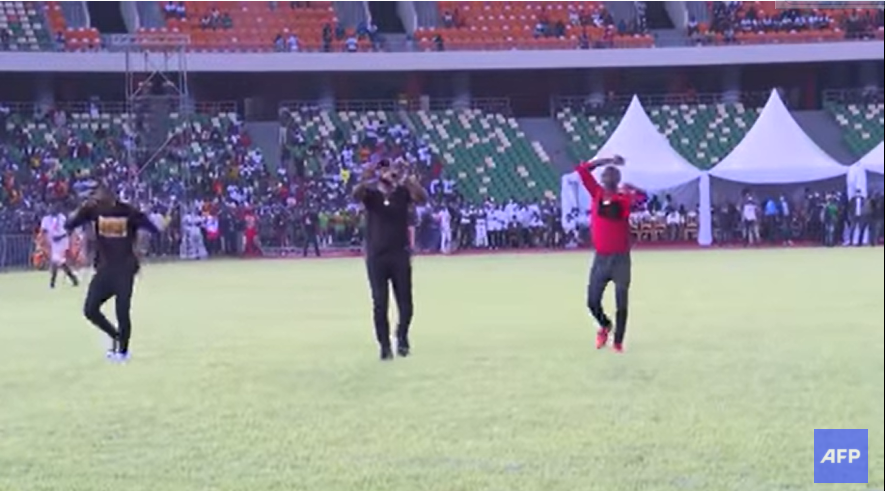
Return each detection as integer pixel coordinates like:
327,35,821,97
814,429,868,484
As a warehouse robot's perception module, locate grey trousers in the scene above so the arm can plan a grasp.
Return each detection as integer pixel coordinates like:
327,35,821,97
587,252,631,344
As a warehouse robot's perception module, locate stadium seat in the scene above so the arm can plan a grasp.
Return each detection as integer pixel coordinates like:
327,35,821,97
556,106,619,164
280,106,396,175
418,1,653,51
0,1,52,50
557,101,759,170
404,108,558,203
42,2,101,51
2,103,262,203
144,1,339,52
827,101,885,157
647,102,759,169
701,1,883,44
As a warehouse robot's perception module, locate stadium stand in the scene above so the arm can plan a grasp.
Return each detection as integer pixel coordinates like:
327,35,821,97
43,1,101,51
139,1,367,52
555,106,618,164
416,1,653,51
647,101,759,170
404,108,558,203
827,101,885,157
0,101,265,211
556,96,762,170
698,1,884,45
279,103,558,204
0,1,51,51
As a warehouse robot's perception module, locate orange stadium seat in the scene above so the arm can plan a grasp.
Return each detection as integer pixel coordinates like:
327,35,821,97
420,1,652,51
142,1,337,52
44,1,101,51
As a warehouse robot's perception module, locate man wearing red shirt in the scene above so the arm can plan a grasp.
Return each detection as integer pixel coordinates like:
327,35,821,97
575,155,640,353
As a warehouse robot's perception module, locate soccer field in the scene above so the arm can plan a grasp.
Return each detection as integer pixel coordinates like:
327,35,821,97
0,249,882,491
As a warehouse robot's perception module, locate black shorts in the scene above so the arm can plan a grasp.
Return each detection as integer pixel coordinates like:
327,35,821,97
589,252,631,289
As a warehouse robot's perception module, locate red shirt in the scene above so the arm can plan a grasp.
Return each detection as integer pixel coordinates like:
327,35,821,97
576,164,635,255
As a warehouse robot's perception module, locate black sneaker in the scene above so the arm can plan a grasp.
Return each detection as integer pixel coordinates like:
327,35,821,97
380,345,394,361
396,338,410,358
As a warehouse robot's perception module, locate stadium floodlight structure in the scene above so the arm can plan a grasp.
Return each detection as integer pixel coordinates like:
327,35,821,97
113,33,192,207
113,33,202,257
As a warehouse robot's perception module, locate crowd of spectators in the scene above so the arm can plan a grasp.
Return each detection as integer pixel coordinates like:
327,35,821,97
713,189,884,247
702,1,884,44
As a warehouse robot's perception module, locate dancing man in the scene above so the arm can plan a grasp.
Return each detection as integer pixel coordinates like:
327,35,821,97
575,155,641,353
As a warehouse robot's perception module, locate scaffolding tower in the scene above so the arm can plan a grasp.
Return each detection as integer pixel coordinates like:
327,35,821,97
117,33,191,205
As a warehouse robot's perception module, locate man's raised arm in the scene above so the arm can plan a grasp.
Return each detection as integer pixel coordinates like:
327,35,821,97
352,163,376,202
131,208,161,235
404,175,428,205
65,204,92,232
575,156,623,198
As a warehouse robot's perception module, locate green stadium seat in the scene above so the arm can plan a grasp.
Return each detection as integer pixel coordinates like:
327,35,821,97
0,1,52,51
647,103,759,170
405,109,558,203
826,102,885,158
556,107,618,164
557,103,759,171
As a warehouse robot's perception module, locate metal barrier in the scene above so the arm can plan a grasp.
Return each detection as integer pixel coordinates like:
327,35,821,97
0,235,37,272
280,97,512,114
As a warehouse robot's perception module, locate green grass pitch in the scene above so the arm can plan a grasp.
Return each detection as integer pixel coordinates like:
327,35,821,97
0,249,882,491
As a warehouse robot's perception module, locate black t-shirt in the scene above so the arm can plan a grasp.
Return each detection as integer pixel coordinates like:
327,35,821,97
66,201,159,271
362,187,411,257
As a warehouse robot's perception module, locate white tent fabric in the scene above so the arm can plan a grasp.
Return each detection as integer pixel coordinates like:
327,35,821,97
590,95,702,190
559,95,712,246
710,89,848,183
847,164,869,198
856,141,884,175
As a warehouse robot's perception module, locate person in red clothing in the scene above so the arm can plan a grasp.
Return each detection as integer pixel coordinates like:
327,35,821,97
575,155,642,353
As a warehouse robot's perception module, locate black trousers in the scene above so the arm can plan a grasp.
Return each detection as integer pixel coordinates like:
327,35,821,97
83,265,136,353
303,232,320,256
366,251,413,348
587,252,631,345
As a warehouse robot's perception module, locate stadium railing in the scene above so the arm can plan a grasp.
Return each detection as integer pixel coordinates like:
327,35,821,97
823,87,884,104
0,100,239,115
0,234,36,272
551,90,774,115
279,97,512,114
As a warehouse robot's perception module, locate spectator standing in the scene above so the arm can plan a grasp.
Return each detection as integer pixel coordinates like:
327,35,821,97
741,196,759,245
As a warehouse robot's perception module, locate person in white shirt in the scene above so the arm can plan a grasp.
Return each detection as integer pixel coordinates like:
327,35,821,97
41,207,79,288
665,208,684,241
287,34,299,52
438,207,452,254
849,190,866,246
741,196,760,245
474,209,488,248
180,209,208,260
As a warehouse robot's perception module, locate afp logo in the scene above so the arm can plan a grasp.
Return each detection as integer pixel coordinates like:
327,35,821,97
814,429,868,484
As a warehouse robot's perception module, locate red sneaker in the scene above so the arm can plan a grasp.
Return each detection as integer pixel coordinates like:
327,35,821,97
613,343,624,353
595,328,610,350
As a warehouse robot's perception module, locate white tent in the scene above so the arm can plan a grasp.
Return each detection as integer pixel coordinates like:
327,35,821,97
847,141,885,198
857,141,884,175
710,89,848,184
560,95,712,245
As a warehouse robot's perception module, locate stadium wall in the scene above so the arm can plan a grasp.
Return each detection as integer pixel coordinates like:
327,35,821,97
0,41,882,73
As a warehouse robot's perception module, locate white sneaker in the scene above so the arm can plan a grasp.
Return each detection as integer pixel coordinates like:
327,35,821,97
108,352,131,364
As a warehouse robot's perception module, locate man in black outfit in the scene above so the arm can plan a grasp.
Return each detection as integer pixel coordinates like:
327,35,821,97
353,159,428,360
302,207,320,257
65,186,161,363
